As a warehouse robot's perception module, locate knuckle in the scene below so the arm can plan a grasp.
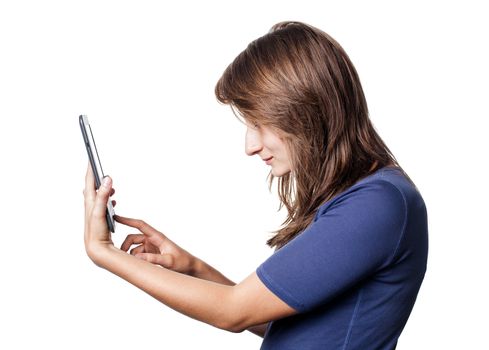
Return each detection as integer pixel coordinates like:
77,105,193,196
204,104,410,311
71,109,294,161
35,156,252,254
165,255,175,269
137,220,148,230
91,209,104,220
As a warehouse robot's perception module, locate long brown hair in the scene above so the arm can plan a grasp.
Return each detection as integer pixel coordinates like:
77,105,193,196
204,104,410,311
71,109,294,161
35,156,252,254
215,21,399,249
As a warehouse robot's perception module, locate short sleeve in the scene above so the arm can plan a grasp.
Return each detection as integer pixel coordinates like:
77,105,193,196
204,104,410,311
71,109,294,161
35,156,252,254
256,180,407,313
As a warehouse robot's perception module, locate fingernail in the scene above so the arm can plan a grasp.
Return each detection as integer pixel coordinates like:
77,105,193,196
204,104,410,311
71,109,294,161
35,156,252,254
102,176,111,188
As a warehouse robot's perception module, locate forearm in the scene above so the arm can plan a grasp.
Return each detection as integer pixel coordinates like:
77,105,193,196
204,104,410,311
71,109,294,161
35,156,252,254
191,257,268,337
92,245,242,331
192,258,236,286
83,170,292,334
192,258,268,337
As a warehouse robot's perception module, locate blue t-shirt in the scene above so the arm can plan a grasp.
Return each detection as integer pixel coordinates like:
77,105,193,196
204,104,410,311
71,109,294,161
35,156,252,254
257,167,428,350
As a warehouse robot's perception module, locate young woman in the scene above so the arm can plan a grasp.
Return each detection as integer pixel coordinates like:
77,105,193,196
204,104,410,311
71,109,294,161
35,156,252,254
83,21,428,349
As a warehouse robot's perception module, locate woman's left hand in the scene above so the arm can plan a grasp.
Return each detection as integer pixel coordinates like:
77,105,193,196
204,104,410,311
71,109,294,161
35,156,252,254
83,163,116,263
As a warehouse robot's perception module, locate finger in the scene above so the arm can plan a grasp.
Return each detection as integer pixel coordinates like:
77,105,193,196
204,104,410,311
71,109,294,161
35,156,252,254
130,245,146,256
145,232,166,248
135,253,175,269
92,176,113,220
114,215,159,237
84,163,96,202
120,233,145,252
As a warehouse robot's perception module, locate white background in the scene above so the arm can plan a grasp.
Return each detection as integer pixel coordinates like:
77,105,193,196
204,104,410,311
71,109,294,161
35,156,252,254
1,1,487,349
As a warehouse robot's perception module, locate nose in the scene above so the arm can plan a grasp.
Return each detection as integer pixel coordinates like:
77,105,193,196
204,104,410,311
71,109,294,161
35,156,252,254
245,127,263,156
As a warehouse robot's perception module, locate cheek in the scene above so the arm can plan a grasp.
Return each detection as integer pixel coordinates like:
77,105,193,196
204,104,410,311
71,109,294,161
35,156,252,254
275,140,290,160
262,128,290,159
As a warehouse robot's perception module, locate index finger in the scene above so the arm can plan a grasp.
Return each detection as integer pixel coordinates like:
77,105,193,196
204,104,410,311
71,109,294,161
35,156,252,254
114,215,159,237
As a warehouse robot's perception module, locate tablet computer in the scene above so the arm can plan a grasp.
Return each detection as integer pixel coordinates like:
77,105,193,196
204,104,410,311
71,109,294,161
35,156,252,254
79,115,116,232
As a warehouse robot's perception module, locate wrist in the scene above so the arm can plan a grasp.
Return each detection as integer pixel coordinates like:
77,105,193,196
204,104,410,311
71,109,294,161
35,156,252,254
189,257,235,286
188,256,205,278
86,243,116,267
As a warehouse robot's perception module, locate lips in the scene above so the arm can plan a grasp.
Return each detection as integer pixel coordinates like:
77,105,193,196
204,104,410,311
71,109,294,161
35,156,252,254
263,156,273,165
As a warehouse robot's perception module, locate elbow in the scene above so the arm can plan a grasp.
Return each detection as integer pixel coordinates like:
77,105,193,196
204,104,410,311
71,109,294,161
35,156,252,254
213,306,252,333
228,322,249,334
211,285,265,333
215,317,249,333
225,325,247,334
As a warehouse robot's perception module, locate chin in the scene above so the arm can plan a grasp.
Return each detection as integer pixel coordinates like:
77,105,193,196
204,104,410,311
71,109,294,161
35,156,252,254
271,167,291,177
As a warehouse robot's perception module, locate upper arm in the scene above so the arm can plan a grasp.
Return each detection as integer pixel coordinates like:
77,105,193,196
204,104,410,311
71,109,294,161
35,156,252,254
229,272,297,332
227,181,406,331
255,181,407,313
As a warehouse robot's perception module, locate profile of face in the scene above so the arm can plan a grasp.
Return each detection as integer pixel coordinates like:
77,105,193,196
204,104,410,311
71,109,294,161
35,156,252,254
244,122,292,177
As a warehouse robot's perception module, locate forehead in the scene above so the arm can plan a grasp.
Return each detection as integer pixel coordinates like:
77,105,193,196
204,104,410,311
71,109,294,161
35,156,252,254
231,105,260,125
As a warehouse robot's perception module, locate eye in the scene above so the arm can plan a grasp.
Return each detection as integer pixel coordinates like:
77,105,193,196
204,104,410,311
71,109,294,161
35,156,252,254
246,119,261,130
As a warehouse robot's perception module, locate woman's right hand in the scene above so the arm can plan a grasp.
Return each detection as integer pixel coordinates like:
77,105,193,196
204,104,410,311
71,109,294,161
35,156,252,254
115,215,198,276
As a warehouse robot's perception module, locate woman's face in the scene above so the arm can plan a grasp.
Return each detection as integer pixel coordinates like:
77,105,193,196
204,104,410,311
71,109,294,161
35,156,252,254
244,122,292,177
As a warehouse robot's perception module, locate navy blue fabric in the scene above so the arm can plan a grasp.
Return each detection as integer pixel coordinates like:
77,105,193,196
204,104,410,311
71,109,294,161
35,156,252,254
257,167,428,350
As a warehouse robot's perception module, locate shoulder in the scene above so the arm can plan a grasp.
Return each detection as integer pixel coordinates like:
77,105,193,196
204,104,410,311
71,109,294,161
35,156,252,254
316,168,415,221
312,167,427,261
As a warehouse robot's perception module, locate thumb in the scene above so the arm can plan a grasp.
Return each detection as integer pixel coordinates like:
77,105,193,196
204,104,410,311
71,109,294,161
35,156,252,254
92,176,112,219
135,253,175,269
